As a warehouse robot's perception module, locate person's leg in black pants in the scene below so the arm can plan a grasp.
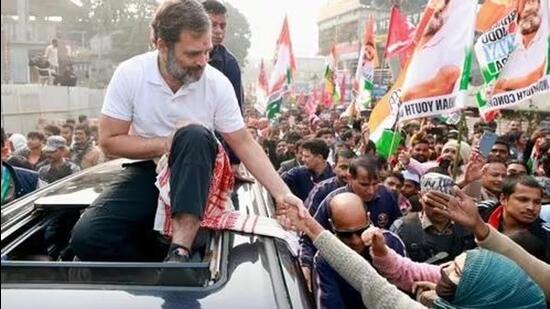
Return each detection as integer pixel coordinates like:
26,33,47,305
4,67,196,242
70,160,164,261
71,125,217,262
167,125,217,260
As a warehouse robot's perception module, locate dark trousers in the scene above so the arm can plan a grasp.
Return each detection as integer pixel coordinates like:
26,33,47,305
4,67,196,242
70,125,218,262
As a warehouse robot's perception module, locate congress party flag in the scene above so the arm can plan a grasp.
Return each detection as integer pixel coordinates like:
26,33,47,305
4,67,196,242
481,0,550,115
397,0,477,122
474,0,520,121
265,16,297,120
355,15,378,111
324,45,341,105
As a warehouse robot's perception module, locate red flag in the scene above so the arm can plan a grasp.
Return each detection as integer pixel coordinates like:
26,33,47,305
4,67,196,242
384,6,415,67
258,59,268,93
305,89,318,116
339,72,347,104
297,91,306,107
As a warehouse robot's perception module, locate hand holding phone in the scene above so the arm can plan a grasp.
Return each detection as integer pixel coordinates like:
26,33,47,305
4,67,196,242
478,131,498,158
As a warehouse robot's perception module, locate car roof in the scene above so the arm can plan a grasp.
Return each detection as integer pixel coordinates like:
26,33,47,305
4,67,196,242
1,159,311,308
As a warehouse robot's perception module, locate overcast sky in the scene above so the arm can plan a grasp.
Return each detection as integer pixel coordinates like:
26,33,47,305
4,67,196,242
227,0,329,59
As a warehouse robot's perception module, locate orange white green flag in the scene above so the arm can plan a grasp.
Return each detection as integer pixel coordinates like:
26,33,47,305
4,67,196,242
265,16,297,120
397,0,477,122
324,45,340,105
355,14,378,111
367,0,477,141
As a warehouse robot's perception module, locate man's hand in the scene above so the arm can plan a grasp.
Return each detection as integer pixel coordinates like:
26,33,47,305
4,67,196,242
423,187,489,240
413,281,437,307
275,193,308,231
361,227,388,257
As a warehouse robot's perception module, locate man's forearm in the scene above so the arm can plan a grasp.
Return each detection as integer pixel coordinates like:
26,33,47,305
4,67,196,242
101,135,167,160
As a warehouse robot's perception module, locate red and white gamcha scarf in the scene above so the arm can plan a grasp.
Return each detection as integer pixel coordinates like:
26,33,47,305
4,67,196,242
153,141,290,239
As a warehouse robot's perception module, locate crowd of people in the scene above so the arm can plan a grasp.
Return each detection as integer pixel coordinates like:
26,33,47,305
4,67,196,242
1,115,104,205
1,0,549,307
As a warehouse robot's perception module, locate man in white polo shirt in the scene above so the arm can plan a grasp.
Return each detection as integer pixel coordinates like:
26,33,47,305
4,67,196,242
71,0,302,263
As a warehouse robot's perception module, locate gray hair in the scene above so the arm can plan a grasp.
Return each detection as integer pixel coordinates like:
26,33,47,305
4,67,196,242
150,0,211,46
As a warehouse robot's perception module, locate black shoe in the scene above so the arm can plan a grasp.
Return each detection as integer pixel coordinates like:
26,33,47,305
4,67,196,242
164,244,191,263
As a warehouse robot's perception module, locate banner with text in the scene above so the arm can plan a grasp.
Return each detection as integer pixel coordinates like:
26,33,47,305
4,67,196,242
482,0,550,114
397,0,477,122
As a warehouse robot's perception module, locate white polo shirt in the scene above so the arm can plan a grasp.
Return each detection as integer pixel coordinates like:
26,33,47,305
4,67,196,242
102,50,244,138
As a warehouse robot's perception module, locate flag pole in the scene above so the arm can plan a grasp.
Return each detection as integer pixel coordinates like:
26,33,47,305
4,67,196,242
452,113,466,181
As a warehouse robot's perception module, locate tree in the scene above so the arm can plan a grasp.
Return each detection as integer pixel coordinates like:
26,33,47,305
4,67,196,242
223,2,251,67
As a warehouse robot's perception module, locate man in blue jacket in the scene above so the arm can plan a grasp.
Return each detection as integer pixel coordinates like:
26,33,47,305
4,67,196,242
300,156,402,273
313,192,405,309
1,128,40,206
282,138,335,201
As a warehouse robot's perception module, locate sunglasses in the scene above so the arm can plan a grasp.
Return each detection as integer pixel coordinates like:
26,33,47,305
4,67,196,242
333,225,371,239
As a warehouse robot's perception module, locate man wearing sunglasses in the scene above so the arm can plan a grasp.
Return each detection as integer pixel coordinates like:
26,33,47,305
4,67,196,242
313,192,405,309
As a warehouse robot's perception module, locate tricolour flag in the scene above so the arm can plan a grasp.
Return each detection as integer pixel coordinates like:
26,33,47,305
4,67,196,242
480,0,550,118
368,0,477,141
384,6,415,68
265,16,297,120
355,15,378,111
397,0,477,122
324,45,340,105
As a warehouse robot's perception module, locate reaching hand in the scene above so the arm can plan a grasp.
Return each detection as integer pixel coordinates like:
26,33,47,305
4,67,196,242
463,147,486,183
275,193,308,231
361,227,388,257
423,187,489,239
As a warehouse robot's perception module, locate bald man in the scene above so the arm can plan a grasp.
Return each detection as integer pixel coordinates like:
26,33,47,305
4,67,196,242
313,193,406,309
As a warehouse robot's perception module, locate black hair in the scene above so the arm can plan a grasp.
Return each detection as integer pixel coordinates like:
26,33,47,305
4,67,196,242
151,0,211,46
301,138,330,160
349,156,380,180
426,166,450,176
412,138,430,147
61,123,74,131
27,131,45,141
315,128,334,138
385,171,404,184
506,159,530,174
44,124,61,136
284,131,302,145
340,130,354,142
202,0,227,15
509,230,546,261
335,149,357,164
78,114,88,123
1,128,6,148
75,124,91,137
501,175,543,198
494,137,510,152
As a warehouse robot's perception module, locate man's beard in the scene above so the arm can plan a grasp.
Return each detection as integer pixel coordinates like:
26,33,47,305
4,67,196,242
166,48,205,85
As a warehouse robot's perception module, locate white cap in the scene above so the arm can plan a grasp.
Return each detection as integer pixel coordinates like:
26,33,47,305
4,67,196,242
402,170,420,184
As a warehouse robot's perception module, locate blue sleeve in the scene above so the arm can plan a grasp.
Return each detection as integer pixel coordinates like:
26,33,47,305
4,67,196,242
383,231,407,257
281,168,298,192
314,256,345,309
306,185,324,216
300,198,331,268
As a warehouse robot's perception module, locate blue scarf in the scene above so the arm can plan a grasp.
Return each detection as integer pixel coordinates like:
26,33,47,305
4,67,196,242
434,249,545,309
